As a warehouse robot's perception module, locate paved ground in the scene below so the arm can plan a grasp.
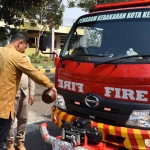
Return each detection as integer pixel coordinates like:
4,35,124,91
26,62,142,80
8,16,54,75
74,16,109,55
10,73,61,150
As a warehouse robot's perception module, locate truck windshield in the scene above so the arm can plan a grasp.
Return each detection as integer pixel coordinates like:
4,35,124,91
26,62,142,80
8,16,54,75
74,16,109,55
61,9,150,63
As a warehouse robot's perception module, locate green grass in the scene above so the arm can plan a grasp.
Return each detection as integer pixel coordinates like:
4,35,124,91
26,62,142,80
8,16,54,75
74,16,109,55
32,59,54,67
29,54,55,67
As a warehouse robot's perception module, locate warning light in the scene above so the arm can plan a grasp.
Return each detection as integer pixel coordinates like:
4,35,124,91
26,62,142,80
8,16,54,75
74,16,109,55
94,0,150,11
74,101,80,105
104,107,111,111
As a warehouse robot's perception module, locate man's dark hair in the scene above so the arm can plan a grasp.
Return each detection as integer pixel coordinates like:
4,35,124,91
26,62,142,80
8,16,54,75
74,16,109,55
10,32,29,44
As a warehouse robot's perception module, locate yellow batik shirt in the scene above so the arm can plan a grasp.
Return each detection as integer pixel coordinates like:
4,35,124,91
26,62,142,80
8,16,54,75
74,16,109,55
0,45,53,119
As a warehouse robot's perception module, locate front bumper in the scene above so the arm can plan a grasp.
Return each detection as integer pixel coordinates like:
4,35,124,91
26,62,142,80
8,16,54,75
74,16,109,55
52,106,150,150
40,122,119,150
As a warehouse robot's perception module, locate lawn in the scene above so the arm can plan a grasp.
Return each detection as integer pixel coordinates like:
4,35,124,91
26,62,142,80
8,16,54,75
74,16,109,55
32,60,54,67
29,54,55,67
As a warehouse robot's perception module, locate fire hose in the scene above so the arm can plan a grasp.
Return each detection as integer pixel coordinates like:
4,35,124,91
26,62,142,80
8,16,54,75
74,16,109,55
39,122,89,150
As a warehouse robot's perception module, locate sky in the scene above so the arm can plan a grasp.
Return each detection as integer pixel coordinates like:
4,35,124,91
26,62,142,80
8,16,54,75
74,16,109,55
63,0,87,19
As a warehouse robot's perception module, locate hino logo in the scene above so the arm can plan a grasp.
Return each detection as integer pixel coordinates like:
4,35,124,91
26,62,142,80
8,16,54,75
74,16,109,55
85,95,99,108
104,87,148,102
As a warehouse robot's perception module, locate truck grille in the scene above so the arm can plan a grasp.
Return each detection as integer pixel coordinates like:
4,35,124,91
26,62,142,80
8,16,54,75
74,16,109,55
58,88,150,126
73,110,116,124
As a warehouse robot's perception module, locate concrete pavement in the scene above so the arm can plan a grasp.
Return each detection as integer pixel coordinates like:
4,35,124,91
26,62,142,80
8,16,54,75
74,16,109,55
25,80,58,150
5,108,60,150
13,110,61,150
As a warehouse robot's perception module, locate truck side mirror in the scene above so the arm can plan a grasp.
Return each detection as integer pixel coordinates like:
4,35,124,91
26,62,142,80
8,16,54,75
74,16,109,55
39,34,47,51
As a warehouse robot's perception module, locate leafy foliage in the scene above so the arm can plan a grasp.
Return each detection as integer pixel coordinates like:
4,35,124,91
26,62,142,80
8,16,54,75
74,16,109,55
28,53,54,65
67,0,125,12
0,0,42,26
0,0,42,41
0,27,10,41
0,26,27,41
28,54,42,63
24,0,64,56
24,0,65,31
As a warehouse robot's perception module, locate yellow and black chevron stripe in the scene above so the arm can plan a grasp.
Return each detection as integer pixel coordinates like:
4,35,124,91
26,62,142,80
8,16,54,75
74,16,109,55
35,66,55,73
35,66,54,69
52,106,150,150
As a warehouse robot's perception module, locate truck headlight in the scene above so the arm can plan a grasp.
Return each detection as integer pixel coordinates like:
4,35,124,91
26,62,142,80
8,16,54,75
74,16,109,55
126,110,150,128
53,95,67,110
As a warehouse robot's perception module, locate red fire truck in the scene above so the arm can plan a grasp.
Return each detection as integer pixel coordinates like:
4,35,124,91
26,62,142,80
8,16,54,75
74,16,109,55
40,0,150,149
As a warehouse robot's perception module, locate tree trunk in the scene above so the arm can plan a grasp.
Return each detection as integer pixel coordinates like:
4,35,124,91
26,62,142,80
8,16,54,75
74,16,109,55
35,37,40,57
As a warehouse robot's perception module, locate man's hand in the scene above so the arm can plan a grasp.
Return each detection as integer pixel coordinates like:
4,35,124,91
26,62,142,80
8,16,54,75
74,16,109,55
29,95,34,105
51,86,57,98
51,86,57,93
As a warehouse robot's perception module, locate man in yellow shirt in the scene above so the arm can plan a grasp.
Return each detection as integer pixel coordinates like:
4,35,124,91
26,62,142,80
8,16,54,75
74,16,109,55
7,56,35,150
0,32,57,150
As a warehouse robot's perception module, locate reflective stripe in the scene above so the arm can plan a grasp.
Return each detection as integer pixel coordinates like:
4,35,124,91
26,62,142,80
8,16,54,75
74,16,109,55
121,127,131,149
133,129,145,149
109,125,116,136
52,107,150,150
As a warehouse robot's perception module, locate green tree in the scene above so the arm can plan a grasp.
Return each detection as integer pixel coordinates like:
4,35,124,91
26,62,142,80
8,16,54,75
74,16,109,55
0,0,43,43
67,0,124,12
0,0,42,26
24,0,65,56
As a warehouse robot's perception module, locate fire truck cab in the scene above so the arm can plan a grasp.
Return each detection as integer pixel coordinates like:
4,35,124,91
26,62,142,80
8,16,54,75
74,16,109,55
40,0,150,150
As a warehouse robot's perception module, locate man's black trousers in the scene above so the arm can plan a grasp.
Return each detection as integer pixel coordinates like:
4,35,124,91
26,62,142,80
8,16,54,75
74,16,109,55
0,116,12,150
